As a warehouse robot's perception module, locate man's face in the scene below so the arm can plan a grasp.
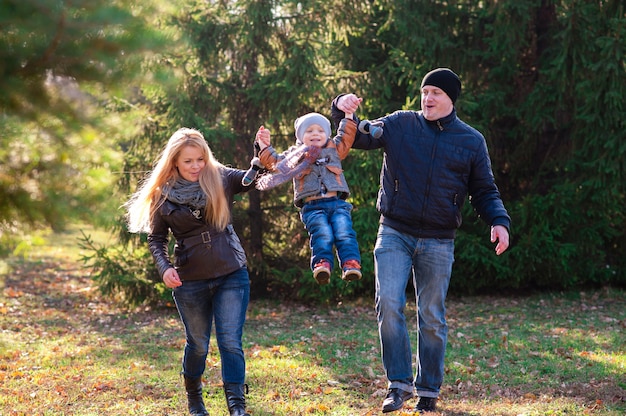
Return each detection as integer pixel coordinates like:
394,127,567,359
421,86,454,121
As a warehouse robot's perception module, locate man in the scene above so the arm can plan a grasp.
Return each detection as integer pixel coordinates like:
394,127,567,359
331,68,510,414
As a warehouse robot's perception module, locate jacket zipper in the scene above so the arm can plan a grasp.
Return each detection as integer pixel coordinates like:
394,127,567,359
422,125,441,220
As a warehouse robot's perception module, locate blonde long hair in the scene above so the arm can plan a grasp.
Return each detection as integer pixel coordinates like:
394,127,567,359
125,128,230,233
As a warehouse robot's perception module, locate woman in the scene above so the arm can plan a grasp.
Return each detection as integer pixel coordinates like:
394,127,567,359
125,127,252,416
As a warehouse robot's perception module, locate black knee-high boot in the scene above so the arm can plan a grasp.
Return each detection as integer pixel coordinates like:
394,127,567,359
223,383,250,416
184,376,209,416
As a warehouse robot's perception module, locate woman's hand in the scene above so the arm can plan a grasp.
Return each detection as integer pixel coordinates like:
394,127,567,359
163,267,182,288
256,126,271,150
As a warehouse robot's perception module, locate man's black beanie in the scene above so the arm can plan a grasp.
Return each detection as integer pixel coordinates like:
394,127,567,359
420,68,462,104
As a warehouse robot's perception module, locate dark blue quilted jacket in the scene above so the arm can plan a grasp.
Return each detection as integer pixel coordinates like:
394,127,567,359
333,102,510,239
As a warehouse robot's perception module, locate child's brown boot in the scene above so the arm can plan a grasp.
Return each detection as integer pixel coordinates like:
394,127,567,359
341,260,362,281
313,260,331,284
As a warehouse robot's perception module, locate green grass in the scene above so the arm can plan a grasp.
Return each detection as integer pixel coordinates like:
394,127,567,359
0,225,624,415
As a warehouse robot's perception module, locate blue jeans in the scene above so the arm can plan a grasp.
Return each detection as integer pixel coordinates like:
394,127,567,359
374,224,454,398
300,197,360,270
172,267,250,384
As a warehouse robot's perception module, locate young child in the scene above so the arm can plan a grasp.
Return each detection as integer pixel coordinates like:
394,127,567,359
256,113,362,284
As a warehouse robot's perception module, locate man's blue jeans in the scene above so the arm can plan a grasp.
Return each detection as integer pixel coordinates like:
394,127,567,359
374,224,454,398
172,267,250,384
300,197,360,270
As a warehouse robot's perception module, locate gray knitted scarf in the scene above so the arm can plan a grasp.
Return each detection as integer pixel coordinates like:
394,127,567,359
163,177,206,210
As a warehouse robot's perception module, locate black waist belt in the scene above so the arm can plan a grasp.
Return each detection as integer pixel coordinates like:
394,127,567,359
182,226,231,247
184,231,212,246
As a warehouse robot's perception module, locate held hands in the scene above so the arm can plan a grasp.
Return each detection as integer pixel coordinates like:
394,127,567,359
491,225,510,256
163,267,182,288
256,126,271,151
337,94,363,115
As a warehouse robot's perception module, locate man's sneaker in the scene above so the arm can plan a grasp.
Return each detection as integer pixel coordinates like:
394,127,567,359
381,387,413,413
313,260,331,284
341,260,362,281
414,397,437,414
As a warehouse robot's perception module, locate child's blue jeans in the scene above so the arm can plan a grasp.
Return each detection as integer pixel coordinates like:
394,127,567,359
300,196,360,270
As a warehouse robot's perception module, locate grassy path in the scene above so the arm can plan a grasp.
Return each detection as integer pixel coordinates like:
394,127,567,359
0,226,625,415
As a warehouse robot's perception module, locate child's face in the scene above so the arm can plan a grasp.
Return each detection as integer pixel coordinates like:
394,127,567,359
301,123,328,147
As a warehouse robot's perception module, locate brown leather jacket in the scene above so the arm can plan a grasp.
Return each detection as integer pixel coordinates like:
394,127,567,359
147,167,250,281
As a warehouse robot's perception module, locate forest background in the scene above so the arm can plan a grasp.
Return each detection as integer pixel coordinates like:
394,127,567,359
1,0,624,305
